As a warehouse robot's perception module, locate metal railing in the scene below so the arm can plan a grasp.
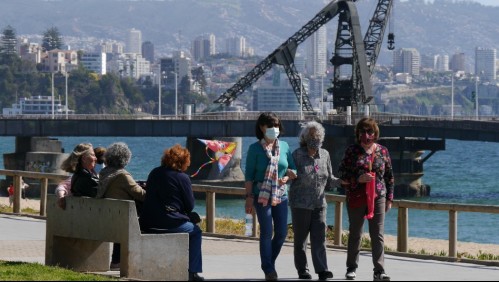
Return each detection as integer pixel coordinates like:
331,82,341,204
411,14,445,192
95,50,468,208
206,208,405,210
2,170,499,259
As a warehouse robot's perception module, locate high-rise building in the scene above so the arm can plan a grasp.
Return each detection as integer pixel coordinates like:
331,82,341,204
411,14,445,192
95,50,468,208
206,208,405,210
475,47,496,82
307,26,327,77
126,28,142,54
450,52,466,72
142,41,154,63
435,54,449,72
191,34,216,62
393,48,420,76
226,36,246,57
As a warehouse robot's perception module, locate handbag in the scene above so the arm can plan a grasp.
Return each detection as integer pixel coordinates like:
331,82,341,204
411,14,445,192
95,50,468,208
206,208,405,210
347,187,367,209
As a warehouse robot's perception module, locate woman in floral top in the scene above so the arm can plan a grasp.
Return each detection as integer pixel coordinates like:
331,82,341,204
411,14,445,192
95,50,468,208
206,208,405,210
338,117,394,281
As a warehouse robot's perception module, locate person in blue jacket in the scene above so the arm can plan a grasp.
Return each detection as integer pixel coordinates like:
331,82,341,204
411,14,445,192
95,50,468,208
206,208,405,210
244,112,297,281
139,144,204,281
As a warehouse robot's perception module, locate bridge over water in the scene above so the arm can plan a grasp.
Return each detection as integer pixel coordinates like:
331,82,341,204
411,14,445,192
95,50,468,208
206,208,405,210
0,112,498,142
1,112,498,197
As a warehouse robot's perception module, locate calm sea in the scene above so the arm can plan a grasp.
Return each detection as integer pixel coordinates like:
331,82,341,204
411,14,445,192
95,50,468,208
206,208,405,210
1,136,498,244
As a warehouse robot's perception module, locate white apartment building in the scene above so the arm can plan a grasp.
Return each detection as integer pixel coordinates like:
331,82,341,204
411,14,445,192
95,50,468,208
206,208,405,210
307,26,327,77
107,53,150,79
475,47,497,82
126,28,142,54
2,96,71,115
393,48,420,76
80,52,107,75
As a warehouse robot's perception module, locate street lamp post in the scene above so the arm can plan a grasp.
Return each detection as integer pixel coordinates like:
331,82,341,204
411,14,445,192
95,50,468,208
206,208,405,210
299,73,303,120
51,72,55,119
158,70,162,118
321,74,324,119
451,73,454,120
173,72,178,118
475,75,479,120
65,71,68,119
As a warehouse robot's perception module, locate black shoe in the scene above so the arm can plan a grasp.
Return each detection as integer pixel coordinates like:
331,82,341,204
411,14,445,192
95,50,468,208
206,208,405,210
188,272,205,281
318,270,333,280
298,270,312,279
265,271,278,281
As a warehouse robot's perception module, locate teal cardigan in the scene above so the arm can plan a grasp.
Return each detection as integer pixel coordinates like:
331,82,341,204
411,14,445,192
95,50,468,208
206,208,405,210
244,140,297,196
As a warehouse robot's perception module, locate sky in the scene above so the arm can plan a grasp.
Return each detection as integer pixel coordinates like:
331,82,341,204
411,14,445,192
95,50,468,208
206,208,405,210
400,0,499,6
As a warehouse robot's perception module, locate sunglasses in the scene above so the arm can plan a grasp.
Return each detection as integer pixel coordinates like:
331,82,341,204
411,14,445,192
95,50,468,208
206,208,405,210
359,128,375,135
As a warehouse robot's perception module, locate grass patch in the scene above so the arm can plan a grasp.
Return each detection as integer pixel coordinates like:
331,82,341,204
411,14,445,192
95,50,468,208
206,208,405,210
0,261,116,281
0,204,38,215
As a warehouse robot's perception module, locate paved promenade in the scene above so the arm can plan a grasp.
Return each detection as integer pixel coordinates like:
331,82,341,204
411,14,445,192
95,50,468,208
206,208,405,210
1,214,498,281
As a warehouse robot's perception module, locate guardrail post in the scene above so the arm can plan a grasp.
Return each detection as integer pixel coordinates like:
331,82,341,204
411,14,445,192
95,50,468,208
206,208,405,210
397,206,408,252
334,201,343,246
12,175,22,214
206,192,216,233
449,210,457,258
40,178,49,216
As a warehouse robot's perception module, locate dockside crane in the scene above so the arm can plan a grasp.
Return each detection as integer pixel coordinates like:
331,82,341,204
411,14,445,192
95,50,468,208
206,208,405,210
214,0,394,113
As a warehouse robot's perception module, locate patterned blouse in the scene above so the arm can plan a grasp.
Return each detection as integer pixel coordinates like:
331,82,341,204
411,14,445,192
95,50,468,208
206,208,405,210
338,143,394,201
289,147,342,210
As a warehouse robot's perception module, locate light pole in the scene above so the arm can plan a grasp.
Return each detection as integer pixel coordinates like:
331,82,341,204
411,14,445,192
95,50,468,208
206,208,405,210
299,73,303,120
451,73,454,120
65,71,68,119
157,69,165,119
173,71,178,118
475,75,479,120
321,74,324,119
51,72,55,119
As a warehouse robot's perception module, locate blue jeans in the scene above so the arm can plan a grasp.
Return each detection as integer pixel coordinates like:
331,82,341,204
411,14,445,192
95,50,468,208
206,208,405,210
164,221,203,273
254,196,289,274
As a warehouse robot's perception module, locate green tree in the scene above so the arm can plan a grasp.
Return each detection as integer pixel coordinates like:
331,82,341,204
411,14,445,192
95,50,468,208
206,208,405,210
42,27,63,51
0,25,19,65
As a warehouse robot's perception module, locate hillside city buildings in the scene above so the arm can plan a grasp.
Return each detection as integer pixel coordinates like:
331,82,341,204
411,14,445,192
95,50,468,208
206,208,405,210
3,26,499,115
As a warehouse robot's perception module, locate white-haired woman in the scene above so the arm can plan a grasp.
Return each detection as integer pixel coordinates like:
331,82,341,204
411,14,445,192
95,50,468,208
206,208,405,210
289,121,342,281
97,142,146,270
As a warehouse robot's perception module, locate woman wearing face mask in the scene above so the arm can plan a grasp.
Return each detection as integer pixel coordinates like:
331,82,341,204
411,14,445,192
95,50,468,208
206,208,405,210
338,118,394,281
244,112,297,281
289,121,342,281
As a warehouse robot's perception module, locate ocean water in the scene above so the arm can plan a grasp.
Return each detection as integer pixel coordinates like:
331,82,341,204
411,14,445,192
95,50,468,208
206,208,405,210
1,136,498,245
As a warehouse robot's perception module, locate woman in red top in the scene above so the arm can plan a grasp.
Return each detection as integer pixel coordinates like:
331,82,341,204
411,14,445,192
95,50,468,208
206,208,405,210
338,117,394,281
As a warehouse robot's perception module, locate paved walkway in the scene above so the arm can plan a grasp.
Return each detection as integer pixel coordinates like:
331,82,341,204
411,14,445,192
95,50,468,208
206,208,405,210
1,214,498,281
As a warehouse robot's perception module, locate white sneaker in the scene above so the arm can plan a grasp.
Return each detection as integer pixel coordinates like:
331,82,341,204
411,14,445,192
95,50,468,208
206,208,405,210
345,270,356,280
373,271,390,281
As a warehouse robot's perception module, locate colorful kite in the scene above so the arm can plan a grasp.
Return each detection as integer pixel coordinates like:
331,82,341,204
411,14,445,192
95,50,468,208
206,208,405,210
190,139,237,177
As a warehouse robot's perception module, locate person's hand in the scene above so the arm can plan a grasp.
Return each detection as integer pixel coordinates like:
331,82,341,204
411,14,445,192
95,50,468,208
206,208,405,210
278,176,289,186
358,173,375,183
385,199,392,212
245,197,254,214
57,196,66,210
286,169,297,180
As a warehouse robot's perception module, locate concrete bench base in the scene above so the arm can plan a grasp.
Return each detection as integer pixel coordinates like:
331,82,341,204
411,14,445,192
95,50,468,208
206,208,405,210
45,195,189,281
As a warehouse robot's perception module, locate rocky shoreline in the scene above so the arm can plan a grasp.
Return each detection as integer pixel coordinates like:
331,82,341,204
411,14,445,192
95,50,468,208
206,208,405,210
1,196,498,258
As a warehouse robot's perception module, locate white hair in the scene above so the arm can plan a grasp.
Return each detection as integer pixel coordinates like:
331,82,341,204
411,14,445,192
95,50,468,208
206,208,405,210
298,121,325,147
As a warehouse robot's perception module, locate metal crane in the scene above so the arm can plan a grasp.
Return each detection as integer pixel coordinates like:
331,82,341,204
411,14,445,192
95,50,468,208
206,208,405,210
214,0,394,113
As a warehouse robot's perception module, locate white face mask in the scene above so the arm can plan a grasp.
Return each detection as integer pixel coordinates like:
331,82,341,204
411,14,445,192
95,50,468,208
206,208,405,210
265,127,280,140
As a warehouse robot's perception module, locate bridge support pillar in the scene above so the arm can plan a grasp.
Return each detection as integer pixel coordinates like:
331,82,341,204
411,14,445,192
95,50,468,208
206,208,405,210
2,136,68,197
186,137,244,183
324,136,444,197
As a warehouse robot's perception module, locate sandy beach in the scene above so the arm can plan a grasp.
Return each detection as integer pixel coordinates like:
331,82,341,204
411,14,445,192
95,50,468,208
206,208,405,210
1,196,498,258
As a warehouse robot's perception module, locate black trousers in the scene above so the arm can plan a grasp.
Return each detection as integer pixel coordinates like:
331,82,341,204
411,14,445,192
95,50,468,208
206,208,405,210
291,207,328,274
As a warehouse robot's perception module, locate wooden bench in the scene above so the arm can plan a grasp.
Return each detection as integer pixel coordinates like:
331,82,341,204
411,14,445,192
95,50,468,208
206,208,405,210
45,195,189,281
